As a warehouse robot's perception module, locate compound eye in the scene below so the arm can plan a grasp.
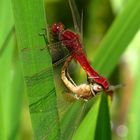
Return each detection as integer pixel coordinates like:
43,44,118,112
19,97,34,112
58,23,64,31
51,24,58,34
93,83,103,92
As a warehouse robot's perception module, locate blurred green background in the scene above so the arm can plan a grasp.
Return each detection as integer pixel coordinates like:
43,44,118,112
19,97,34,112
0,0,140,140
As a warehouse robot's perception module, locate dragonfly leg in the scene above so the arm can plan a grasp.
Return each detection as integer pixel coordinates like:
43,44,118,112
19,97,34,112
74,94,80,100
87,76,100,80
63,55,78,87
107,84,124,92
61,55,78,93
66,69,77,87
89,84,96,96
87,75,94,84
39,32,48,44
74,94,88,101
39,30,51,55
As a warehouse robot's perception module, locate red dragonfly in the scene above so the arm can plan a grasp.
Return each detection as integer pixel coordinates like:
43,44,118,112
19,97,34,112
51,22,110,92
39,0,121,98
50,21,123,99
50,23,122,95
47,1,122,96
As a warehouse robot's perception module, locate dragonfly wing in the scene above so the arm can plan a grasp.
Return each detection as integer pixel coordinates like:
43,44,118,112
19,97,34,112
68,0,81,34
68,0,86,50
80,10,84,42
47,41,69,63
21,40,69,65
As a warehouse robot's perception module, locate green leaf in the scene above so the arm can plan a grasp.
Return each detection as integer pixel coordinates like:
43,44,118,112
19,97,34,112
125,32,140,140
0,0,23,139
93,0,140,77
94,94,111,140
11,0,60,139
0,30,17,140
126,67,140,140
61,101,86,140
72,97,101,140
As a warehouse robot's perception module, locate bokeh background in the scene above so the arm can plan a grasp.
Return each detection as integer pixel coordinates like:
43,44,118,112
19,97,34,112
0,0,140,140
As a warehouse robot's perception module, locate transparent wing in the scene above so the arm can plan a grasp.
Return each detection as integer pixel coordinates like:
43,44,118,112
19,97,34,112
20,43,79,99
68,0,85,49
80,10,84,42
68,0,81,35
21,40,69,63
32,99,87,140
29,87,76,140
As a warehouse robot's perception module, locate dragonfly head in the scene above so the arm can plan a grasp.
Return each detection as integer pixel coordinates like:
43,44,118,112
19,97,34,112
92,83,104,92
51,23,64,35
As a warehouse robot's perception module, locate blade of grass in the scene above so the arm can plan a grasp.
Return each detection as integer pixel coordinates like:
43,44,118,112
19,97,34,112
93,0,140,77
0,0,23,139
11,0,60,139
72,97,101,140
0,0,14,47
0,34,14,139
126,62,140,140
94,94,111,140
85,0,114,52
8,47,24,139
93,1,140,139
72,0,140,139
0,28,23,140
125,31,140,140
61,101,86,140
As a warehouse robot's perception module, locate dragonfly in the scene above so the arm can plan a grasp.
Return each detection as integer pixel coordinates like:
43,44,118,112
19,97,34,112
51,22,115,93
50,21,122,95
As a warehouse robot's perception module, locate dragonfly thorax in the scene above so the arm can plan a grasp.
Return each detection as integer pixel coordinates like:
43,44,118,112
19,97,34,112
59,30,81,53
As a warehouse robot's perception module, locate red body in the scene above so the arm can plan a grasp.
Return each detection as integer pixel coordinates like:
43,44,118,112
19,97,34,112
51,23,109,91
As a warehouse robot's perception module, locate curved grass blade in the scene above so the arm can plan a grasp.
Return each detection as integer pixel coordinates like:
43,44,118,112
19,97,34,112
85,0,114,53
93,0,140,77
125,32,140,140
0,34,21,140
0,26,15,56
0,0,14,47
126,62,140,140
72,97,101,140
94,94,111,140
11,0,60,139
0,31,19,140
9,53,25,140
0,0,23,139
60,101,86,140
